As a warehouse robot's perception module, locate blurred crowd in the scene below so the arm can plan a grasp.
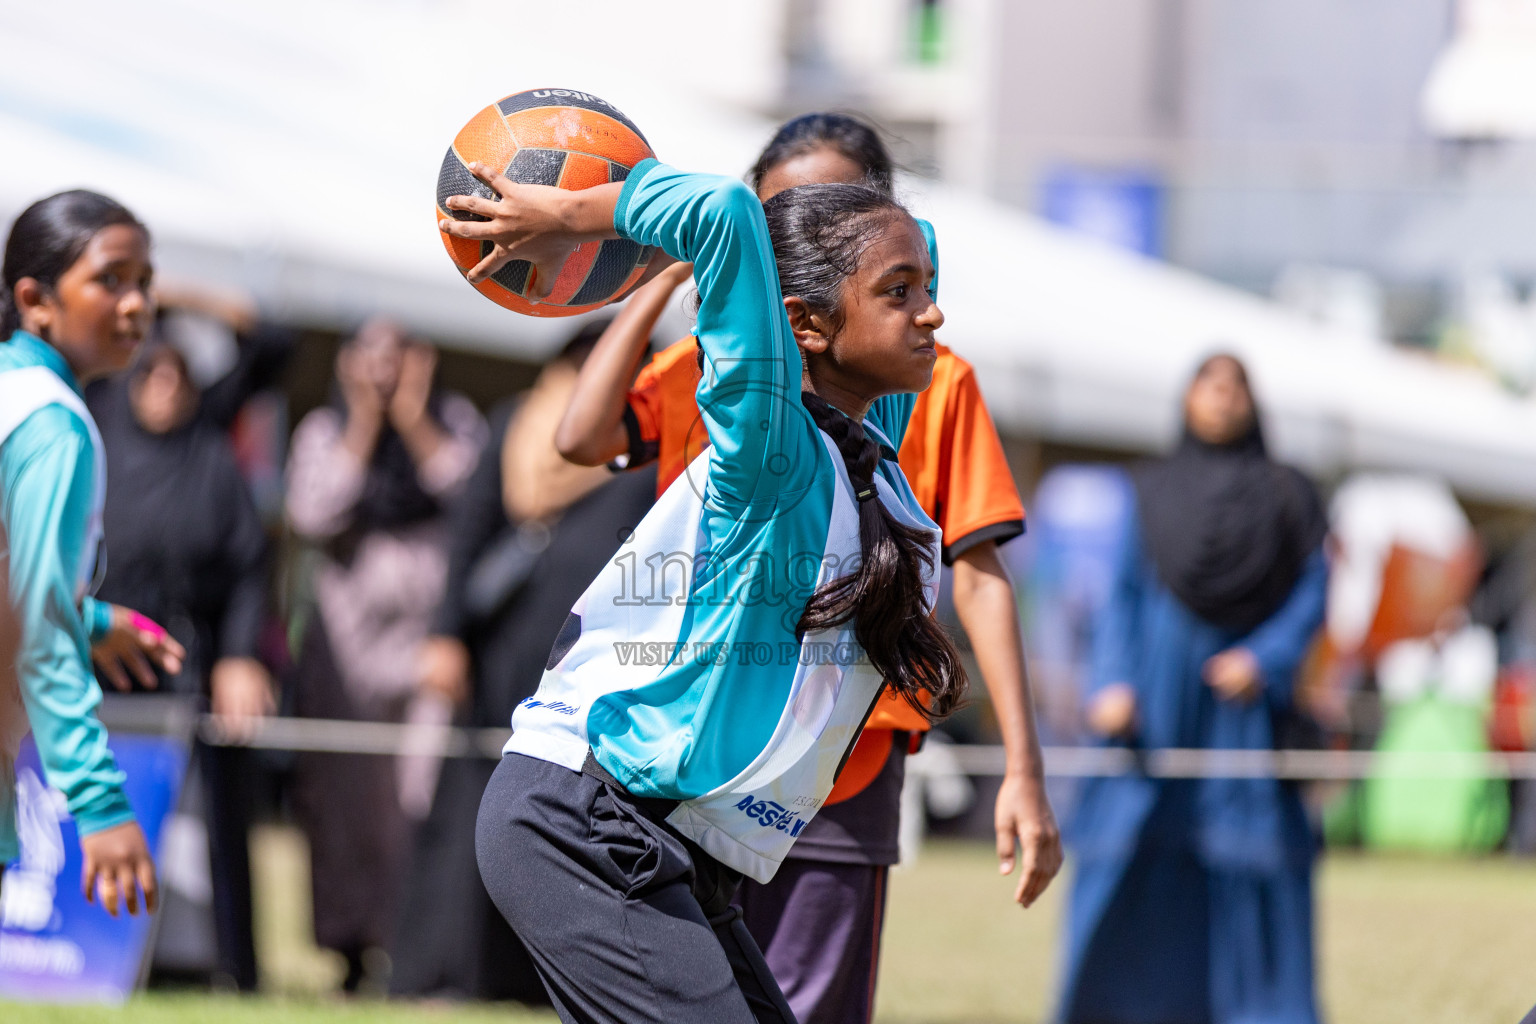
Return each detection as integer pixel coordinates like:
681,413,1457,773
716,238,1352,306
73,280,1536,1010
80,288,655,997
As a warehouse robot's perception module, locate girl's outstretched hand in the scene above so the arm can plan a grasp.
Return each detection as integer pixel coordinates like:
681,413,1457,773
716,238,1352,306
995,773,1063,908
439,164,625,301
90,605,186,691
81,820,158,917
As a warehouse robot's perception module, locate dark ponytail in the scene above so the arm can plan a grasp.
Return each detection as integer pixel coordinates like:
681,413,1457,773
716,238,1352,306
764,183,965,722
2,190,146,339
750,113,895,197
797,393,965,720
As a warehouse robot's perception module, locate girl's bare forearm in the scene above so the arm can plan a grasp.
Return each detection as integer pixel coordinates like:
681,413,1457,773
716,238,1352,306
953,543,1047,782
558,182,626,241
557,264,691,464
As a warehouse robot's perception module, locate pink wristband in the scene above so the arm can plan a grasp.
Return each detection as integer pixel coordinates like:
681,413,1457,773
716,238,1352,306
128,611,167,641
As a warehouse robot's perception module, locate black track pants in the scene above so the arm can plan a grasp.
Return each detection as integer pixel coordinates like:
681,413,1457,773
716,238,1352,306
476,753,798,1024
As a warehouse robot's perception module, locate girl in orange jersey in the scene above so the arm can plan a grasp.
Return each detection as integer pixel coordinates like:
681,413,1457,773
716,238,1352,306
556,114,1061,1024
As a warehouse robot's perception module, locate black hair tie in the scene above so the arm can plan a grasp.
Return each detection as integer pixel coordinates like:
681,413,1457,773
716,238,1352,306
801,391,882,504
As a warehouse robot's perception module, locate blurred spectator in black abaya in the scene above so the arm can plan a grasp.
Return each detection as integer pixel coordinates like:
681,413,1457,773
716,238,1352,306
86,285,292,991
388,322,655,1003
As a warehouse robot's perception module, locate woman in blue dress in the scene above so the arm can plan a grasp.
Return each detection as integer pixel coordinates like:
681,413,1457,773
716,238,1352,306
1057,354,1331,1024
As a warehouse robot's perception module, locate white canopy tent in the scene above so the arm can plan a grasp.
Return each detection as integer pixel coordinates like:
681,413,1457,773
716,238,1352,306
4,0,1536,504
0,0,773,353
904,180,1536,504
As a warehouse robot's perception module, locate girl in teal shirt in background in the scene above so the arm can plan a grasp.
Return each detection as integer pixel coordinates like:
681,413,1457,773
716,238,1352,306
0,190,185,918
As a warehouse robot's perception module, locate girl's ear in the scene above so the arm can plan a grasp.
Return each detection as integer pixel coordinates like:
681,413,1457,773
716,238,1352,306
783,296,830,355
13,278,54,337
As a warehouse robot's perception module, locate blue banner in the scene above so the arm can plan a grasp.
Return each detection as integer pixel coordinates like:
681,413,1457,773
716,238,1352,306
0,733,188,1002
1039,166,1164,257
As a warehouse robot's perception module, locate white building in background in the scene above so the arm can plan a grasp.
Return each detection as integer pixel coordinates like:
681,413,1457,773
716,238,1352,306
668,0,1020,191
695,1,1451,254
689,2,1536,342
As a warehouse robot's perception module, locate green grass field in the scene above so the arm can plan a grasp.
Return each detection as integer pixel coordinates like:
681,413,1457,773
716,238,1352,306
5,831,1535,1023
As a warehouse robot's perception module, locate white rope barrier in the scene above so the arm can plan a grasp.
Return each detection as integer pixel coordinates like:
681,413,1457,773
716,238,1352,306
917,743,1536,781
122,713,1536,781
199,715,512,760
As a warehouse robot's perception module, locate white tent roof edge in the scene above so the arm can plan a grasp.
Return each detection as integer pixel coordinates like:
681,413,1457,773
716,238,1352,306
2,0,1534,504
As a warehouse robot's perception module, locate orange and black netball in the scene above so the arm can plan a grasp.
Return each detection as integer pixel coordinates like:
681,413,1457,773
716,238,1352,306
436,88,655,317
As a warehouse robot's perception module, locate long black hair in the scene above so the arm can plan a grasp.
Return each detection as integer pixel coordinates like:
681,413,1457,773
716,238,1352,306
750,113,895,197
1,190,147,339
764,182,965,722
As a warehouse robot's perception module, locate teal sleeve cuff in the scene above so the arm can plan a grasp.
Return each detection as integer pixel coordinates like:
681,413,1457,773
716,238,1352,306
81,596,113,643
613,158,661,239
72,791,136,838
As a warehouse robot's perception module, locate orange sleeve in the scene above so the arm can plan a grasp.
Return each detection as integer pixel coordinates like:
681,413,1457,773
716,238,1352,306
621,361,664,471
869,351,1028,735
653,337,707,496
618,336,710,498
898,348,1026,565
931,357,1026,563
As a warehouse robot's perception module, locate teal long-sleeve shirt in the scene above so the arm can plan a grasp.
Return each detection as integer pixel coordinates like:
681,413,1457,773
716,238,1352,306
1,331,133,862
510,163,937,796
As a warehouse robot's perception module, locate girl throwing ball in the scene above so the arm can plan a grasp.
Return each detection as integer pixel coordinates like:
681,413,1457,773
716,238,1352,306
444,155,960,1022
557,113,1061,1024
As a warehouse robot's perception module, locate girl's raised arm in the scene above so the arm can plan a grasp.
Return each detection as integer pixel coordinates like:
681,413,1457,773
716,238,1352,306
613,163,815,510
556,260,693,466
443,161,818,510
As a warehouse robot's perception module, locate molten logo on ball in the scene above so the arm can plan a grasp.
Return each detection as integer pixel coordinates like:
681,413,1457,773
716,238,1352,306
436,88,655,317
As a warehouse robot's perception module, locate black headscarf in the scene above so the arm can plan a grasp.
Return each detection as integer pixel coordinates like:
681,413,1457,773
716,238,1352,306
1133,359,1328,634
86,340,269,689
